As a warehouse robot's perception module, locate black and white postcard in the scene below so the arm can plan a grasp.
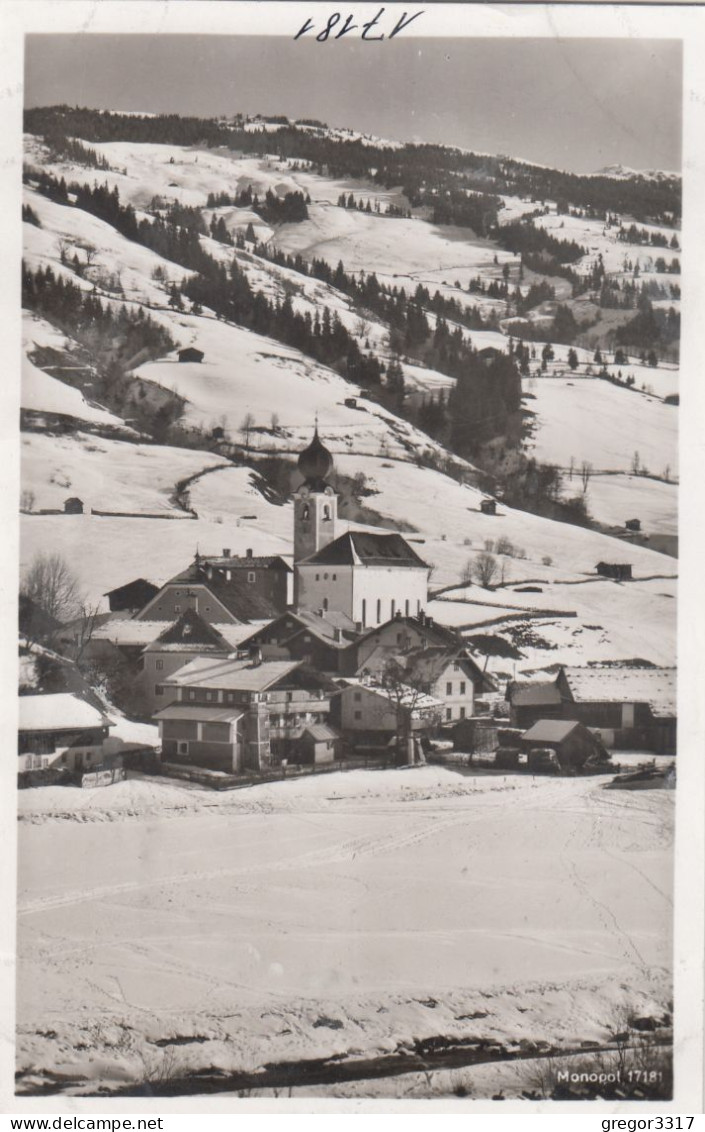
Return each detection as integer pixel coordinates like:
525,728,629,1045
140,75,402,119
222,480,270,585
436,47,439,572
3,0,704,1117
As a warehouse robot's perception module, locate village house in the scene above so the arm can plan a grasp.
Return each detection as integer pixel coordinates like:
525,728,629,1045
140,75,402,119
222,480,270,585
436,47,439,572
199,548,292,612
63,496,84,514
154,653,336,772
509,666,676,752
337,679,442,758
135,554,282,625
140,609,234,714
238,608,360,674
292,428,430,626
352,611,463,671
19,693,112,774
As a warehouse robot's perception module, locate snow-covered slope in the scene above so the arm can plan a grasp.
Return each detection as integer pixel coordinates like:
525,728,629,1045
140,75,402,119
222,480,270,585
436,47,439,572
20,129,678,667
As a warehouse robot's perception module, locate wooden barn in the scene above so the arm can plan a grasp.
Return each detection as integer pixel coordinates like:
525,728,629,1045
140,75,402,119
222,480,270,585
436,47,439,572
178,347,204,363
104,577,159,613
596,561,632,581
63,497,84,514
520,719,608,772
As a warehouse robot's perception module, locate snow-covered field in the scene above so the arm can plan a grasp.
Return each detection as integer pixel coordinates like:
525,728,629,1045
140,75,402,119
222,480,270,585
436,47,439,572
16,768,672,1097
522,377,677,476
586,474,678,536
21,432,230,515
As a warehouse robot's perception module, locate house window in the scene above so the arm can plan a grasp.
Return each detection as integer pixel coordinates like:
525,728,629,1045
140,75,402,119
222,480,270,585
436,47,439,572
353,691,362,702
188,689,198,702
178,741,189,755
324,573,329,581
247,572,256,584
445,708,452,721
155,685,164,696
454,663,460,672
332,573,337,581
446,682,453,695
460,681,466,695
205,691,215,702
156,659,164,671
459,707,466,719
354,710,362,720
316,573,320,581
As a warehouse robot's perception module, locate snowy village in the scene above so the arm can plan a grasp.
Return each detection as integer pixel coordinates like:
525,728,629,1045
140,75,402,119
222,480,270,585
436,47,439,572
16,40,680,1102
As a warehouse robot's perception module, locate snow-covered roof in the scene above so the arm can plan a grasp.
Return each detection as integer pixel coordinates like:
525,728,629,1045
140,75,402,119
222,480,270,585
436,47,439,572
153,704,244,724
164,656,301,692
19,693,110,732
93,618,259,650
344,680,442,713
509,681,562,707
522,719,586,744
562,666,676,717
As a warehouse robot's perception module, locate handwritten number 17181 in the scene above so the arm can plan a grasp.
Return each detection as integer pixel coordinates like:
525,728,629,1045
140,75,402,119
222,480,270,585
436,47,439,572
295,8,424,41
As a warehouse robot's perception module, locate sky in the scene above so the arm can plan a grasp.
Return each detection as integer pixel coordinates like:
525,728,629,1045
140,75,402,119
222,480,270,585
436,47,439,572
24,35,682,174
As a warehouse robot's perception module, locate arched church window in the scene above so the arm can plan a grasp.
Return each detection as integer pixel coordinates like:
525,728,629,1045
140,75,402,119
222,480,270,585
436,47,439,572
302,504,310,520
323,505,331,520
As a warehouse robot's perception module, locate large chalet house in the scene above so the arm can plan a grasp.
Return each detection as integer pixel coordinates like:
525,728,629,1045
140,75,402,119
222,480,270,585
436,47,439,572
154,652,337,772
508,665,676,752
136,553,288,625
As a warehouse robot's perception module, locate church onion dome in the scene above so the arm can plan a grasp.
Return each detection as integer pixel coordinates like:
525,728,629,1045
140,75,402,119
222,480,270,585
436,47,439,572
297,426,333,486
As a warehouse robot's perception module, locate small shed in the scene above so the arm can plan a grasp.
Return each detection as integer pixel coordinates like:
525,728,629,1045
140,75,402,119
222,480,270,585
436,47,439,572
64,497,84,514
596,562,632,581
625,518,641,532
178,347,204,363
296,722,340,765
344,397,358,409
521,719,608,772
480,498,497,516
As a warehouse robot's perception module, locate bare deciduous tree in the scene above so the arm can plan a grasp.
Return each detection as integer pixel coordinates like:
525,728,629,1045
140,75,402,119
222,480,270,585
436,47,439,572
474,551,499,589
20,552,81,648
580,460,593,492
240,411,255,455
20,489,36,513
630,450,641,476
379,656,436,765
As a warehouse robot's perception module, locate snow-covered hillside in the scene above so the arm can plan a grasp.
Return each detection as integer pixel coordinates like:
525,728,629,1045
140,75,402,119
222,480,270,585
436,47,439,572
20,126,678,669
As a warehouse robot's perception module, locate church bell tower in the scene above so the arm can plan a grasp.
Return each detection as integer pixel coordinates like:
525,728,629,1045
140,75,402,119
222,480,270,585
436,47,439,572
293,426,337,564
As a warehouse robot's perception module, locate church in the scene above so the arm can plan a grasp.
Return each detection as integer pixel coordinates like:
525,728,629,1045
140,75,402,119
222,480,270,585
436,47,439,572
292,428,430,628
